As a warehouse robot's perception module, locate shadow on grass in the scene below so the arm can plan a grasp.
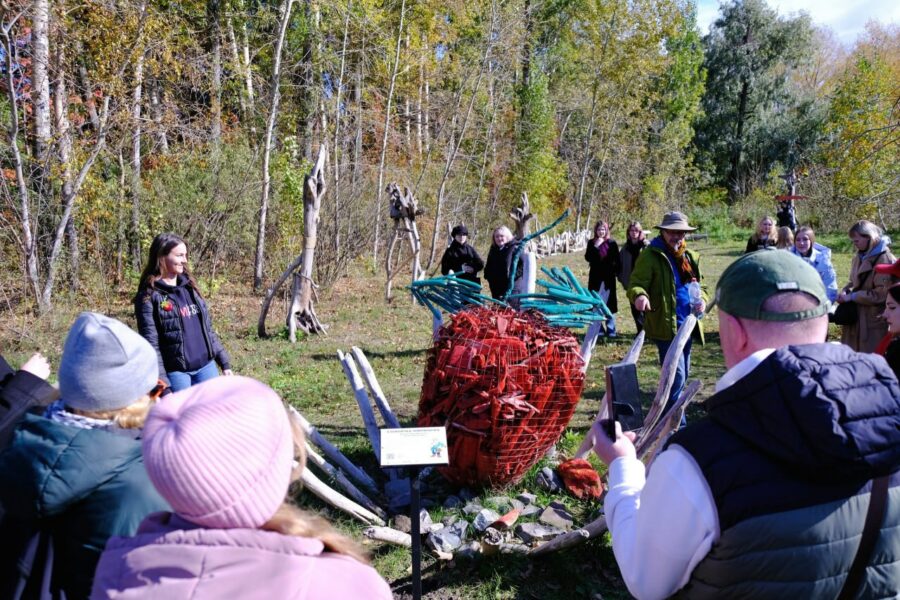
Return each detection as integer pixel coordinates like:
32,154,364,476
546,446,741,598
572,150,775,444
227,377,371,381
310,347,428,361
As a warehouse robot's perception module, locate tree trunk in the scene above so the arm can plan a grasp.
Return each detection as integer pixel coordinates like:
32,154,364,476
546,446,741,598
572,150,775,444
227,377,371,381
31,0,51,163
727,74,749,203
254,0,295,290
2,29,41,307
575,82,598,232
425,6,494,270
226,16,247,117
727,24,752,204
53,31,79,287
149,78,169,154
130,49,145,270
207,0,222,148
416,53,423,156
372,0,406,265
77,58,102,132
332,1,351,255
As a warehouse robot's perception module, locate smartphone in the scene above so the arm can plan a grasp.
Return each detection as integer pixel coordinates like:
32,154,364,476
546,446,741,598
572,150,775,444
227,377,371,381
603,367,617,439
604,363,644,437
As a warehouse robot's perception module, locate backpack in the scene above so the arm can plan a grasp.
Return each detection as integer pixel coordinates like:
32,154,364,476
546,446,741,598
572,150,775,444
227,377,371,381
0,356,59,451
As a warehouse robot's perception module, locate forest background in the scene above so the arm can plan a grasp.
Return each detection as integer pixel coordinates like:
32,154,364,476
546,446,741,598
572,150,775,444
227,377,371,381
1,0,898,313
1,0,898,596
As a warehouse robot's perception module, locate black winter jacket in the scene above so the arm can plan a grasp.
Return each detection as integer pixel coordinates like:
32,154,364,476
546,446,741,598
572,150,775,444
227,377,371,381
440,241,485,284
0,355,58,450
134,276,231,386
584,239,621,313
484,242,524,300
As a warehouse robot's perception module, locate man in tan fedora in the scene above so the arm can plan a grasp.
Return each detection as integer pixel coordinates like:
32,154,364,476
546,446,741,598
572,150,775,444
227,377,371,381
627,212,706,419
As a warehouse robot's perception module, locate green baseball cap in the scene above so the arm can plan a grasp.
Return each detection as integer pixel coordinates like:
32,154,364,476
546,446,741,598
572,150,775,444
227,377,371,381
708,249,829,321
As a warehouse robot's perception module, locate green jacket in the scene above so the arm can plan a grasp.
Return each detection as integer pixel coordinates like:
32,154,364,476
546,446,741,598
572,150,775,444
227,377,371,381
626,243,705,343
0,413,168,598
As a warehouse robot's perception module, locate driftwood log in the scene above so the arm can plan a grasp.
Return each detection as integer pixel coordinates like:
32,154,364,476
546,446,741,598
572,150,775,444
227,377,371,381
288,407,380,496
257,143,329,339
300,465,385,526
385,183,425,300
363,526,412,547
304,441,387,520
351,346,402,429
287,144,328,340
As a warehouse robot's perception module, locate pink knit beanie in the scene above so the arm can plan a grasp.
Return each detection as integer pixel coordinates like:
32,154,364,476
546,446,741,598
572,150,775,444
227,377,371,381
142,376,294,529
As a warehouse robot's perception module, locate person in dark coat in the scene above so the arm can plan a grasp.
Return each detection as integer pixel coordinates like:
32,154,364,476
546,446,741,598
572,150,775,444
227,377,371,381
0,312,169,599
618,221,649,333
484,226,523,300
440,224,485,285
0,352,58,450
135,233,232,392
585,220,621,337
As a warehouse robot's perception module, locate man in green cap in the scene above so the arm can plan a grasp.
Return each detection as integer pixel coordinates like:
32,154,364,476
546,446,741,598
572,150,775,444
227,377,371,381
593,250,900,599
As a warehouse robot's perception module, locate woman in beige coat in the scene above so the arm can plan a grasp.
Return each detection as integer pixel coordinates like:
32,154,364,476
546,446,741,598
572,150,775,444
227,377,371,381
837,220,895,352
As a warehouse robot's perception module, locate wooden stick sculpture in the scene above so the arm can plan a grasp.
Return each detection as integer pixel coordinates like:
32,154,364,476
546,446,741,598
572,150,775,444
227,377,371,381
350,346,402,429
634,314,697,438
287,144,328,340
338,350,383,455
304,442,387,521
257,143,328,339
384,183,425,301
299,466,385,526
537,317,701,556
533,379,701,557
288,407,380,496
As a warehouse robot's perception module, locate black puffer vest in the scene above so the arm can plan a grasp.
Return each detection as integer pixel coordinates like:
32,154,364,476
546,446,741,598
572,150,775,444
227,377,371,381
668,344,900,599
134,277,230,385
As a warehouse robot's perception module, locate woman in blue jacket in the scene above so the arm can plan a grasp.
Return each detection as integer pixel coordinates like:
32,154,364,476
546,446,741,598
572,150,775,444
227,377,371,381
135,233,232,392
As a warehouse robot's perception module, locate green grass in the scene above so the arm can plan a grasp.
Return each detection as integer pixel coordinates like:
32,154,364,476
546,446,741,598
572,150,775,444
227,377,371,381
0,236,863,598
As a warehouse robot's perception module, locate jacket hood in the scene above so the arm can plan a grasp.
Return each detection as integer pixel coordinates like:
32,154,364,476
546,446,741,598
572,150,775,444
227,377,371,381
0,414,147,518
154,274,190,293
707,344,900,480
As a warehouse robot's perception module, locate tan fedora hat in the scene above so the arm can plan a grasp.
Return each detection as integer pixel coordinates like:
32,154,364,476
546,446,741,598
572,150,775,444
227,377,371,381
654,211,697,232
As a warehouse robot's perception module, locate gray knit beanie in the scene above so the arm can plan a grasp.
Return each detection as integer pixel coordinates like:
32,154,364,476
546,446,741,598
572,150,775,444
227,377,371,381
59,312,159,412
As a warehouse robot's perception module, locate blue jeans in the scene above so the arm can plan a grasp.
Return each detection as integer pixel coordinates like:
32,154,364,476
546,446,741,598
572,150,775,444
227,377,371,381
606,314,617,337
654,337,693,426
167,360,220,392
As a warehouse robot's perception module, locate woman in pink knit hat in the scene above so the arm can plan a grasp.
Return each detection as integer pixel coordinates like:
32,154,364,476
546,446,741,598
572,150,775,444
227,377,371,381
91,376,392,599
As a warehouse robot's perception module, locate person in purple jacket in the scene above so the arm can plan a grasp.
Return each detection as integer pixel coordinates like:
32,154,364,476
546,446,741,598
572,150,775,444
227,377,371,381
91,376,392,599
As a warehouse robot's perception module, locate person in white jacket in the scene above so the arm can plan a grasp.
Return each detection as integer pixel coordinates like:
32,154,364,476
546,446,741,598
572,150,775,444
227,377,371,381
590,251,900,599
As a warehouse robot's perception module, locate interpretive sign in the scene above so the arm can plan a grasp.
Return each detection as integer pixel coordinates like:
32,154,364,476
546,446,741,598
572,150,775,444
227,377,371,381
380,427,449,468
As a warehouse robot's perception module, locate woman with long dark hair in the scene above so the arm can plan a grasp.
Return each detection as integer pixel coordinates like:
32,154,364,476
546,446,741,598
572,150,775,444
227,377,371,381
134,233,232,392
618,221,649,333
585,220,621,337
877,283,900,379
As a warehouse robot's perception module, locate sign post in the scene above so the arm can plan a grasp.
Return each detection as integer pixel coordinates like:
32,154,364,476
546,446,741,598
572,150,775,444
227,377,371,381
380,426,449,600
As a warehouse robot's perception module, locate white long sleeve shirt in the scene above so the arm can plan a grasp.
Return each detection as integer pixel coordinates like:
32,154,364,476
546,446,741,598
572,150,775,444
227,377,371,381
603,349,775,599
